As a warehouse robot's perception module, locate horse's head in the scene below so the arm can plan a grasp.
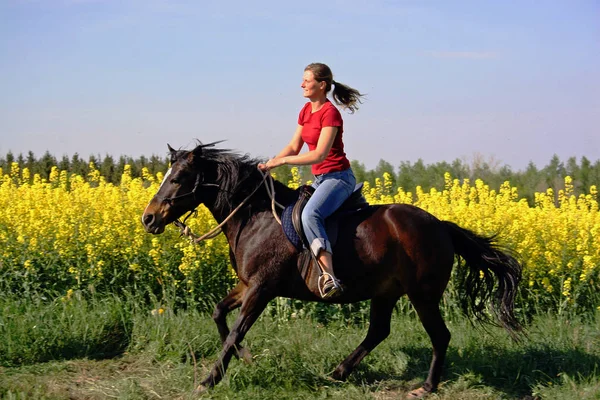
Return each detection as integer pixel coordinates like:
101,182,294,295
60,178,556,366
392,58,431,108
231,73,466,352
142,143,218,234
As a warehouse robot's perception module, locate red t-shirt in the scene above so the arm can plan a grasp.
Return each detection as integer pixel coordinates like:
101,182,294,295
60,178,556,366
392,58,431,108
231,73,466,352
298,100,351,175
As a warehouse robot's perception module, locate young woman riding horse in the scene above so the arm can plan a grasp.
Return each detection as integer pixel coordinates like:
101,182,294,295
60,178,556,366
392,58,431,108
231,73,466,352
258,62,364,299
141,140,523,398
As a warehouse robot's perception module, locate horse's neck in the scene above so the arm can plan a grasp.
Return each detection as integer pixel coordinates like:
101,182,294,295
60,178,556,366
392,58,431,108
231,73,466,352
204,175,295,246
205,200,273,257
270,179,298,205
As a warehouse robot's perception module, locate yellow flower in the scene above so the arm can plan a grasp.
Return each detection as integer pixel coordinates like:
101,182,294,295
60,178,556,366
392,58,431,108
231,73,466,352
151,307,165,316
1,164,599,314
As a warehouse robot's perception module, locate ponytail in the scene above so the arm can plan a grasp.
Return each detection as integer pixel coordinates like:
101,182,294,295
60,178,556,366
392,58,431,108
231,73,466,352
305,63,365,114
331,80,364,114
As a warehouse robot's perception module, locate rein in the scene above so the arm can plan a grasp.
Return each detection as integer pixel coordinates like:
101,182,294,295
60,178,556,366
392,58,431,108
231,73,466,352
172,166,330,292
159,173,219,205
174,169,283,243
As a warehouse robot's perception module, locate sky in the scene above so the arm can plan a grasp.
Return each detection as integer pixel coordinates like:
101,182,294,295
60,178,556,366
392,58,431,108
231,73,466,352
1,0,598,171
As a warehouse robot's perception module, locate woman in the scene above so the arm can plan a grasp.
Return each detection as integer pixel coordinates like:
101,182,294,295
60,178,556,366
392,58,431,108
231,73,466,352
258,62,364,299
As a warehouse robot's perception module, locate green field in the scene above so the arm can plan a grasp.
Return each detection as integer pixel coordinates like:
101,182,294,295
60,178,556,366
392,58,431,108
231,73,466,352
1,295,599,400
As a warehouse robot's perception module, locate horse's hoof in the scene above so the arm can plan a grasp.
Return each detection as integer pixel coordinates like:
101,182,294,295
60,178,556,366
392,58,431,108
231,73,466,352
195,378,215,395
194,384,209,394
237,347,253,363
326,374,344,383
407,387,429,398
330,372,342,381
331,368,348,381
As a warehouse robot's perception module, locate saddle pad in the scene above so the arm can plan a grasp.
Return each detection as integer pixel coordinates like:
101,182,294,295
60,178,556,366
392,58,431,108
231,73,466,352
282,204,304,251
281,183,370,254
281,204,356,253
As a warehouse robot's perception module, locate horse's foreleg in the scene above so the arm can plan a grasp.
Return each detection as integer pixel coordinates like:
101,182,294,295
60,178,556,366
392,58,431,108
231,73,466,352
200,285,271,390
407,294,450,396
332,296,399,381
212,282,252,362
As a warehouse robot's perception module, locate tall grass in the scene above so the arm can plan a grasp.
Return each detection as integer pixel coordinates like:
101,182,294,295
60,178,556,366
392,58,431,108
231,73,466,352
1,293,599,399
0,293,131,367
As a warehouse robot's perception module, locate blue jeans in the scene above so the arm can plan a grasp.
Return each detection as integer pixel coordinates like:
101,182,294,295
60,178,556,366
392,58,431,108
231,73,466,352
301,168,356,256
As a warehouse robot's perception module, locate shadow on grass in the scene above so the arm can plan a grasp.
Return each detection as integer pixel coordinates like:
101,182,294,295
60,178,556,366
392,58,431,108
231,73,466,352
73,319,131,361
382,344,600,398
1,318,131,367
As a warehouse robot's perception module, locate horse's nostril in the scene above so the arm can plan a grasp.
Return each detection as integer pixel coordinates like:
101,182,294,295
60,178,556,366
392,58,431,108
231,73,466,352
143,213,155,227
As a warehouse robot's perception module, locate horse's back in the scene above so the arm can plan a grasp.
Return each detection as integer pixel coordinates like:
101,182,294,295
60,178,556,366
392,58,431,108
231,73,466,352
334,203,455,298
341,203,448,248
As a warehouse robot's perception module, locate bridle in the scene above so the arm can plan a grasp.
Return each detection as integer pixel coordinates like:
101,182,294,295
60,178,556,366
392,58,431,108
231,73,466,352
161,168,283,243
162,167,330,291
156,170,220,238
158,172,219,206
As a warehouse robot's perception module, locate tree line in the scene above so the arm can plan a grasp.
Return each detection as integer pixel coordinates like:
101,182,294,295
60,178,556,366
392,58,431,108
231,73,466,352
1,150,599,205
0,150,168,185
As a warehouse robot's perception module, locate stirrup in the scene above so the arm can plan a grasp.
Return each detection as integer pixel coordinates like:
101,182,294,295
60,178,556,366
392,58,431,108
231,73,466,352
318,273,342,299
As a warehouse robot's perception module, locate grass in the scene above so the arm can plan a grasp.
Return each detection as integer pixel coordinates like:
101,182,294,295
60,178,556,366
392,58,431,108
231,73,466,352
1,294,599,399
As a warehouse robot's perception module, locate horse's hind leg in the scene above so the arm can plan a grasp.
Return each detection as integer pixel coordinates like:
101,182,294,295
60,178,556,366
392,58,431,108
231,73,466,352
212,282,252,362
332,296,399,381
407,293,451,397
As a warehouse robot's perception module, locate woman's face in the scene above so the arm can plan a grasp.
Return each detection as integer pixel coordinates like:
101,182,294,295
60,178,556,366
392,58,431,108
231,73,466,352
301,70,326,99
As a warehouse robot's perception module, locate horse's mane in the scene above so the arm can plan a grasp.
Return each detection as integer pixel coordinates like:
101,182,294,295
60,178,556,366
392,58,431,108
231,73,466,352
177,142,297,212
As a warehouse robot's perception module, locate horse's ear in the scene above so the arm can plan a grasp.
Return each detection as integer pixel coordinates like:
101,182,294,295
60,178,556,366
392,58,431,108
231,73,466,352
167,144,178,163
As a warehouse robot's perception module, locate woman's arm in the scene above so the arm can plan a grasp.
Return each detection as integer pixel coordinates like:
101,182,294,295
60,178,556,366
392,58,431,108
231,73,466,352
260,126,338,170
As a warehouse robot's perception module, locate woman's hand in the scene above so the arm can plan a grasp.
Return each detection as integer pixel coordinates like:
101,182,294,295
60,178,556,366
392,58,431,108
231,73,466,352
257,157,286,171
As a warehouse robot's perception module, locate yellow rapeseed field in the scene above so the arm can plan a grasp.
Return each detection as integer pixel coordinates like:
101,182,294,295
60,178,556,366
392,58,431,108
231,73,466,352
0,164,598,313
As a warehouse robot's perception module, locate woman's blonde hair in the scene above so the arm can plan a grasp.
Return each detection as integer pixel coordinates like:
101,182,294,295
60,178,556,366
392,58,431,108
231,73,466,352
305,62,364,114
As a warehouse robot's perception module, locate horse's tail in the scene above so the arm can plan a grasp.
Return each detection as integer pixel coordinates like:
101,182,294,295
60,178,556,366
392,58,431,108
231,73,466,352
443,221,523,339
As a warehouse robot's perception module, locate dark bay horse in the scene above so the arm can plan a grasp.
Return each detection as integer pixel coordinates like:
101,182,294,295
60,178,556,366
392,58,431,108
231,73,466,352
141,142,523,397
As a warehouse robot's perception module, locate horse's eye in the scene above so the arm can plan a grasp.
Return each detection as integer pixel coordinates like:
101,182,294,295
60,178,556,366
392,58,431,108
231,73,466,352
170,178,180,184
